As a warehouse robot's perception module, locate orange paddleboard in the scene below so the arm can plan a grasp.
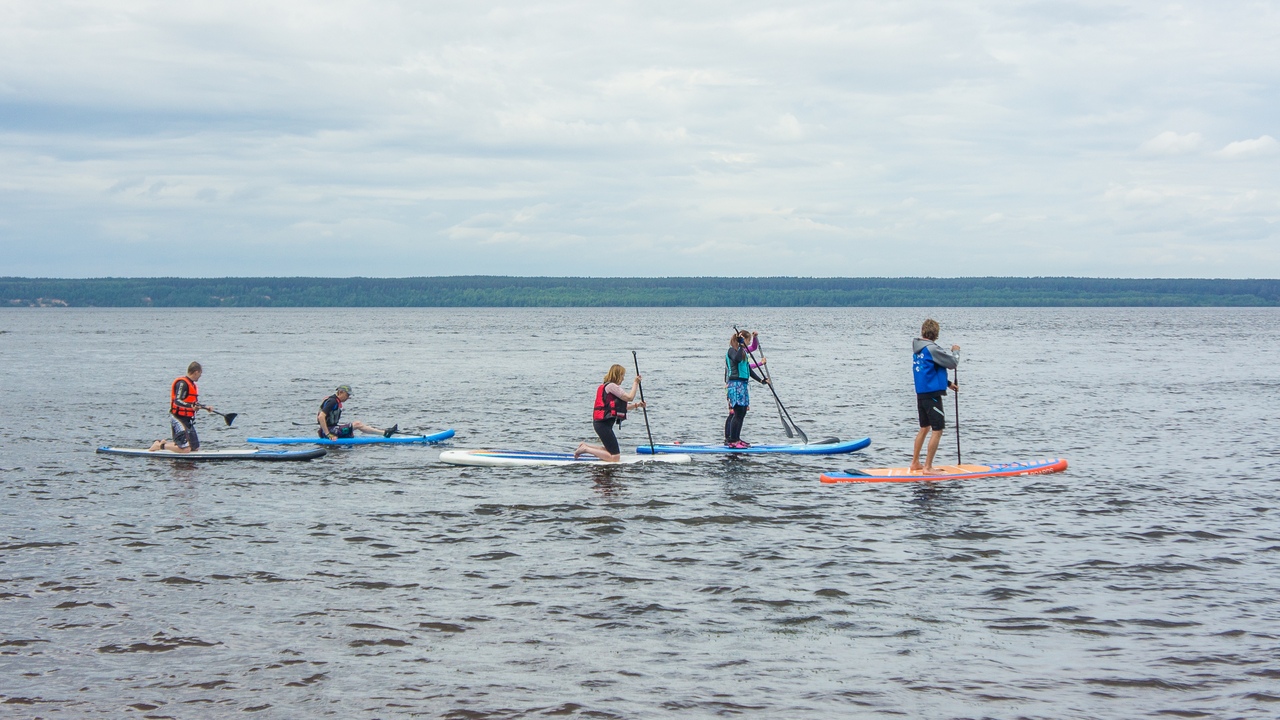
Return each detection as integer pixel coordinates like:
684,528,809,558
819,458,1068,484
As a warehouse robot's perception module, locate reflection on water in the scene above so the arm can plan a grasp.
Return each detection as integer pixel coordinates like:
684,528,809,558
1,307,1278,718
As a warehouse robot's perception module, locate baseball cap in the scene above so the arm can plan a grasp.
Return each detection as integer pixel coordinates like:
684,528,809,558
336,384,353,397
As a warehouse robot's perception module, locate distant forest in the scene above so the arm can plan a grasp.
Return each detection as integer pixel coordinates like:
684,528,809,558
3,276,1278,307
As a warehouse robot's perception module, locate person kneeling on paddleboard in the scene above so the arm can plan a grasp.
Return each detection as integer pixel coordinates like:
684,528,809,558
318,385,394,440
149,361,216,453
575,364,646,462
725,330,769,448
910,319,960,474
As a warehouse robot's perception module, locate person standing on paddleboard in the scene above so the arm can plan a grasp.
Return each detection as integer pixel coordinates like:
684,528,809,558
575,364,646,462
318,385,394,440
910,319,960,474
724,330,769,448
149,361,215,453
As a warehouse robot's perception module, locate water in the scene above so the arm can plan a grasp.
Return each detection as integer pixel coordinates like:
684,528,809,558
2,307,1278,719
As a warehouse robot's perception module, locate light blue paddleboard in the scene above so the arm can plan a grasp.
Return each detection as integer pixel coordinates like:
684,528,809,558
247,429,455,446
636,437,870,455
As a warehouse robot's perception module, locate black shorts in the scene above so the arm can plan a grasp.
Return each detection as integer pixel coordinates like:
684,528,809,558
170,415,200,451
917,392,946,431
592,419,621,456
319,424,355,439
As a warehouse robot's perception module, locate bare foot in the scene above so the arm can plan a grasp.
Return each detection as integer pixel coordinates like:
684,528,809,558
149,440,165,452
908,463,922,472
922,466,946,475
573,443,586,460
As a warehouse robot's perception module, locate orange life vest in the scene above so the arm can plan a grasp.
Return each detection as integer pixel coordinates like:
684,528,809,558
593,384,626,423
170,376,199,418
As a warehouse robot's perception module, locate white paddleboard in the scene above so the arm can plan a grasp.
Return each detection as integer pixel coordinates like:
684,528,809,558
97,446,327,461
439,449,693,467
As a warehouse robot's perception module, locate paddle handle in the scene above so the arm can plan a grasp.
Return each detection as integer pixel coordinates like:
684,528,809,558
632,351,655,455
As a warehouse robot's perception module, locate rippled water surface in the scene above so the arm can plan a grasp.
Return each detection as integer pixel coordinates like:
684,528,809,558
2,307,1278,719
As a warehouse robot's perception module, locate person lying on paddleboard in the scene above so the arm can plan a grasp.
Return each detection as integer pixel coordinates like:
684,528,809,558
910,318,960,474
318,385,394,440
575,364,646,462
149,361,216,453
725,330,769,448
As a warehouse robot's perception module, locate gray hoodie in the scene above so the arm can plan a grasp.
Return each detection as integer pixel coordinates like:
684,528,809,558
912,338,959,369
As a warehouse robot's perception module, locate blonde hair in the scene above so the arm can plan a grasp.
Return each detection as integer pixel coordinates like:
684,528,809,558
602,364,626,385
921,319,940,341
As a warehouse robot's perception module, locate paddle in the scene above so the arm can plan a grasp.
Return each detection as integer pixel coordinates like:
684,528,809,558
953,358,961,465
733,327,808,444
632,351,656,456
200,405,237,427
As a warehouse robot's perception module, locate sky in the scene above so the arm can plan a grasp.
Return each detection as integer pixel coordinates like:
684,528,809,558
1,1,1277,278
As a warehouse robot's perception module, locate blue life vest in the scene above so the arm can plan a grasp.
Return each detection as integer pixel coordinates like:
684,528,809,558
913,346,950,394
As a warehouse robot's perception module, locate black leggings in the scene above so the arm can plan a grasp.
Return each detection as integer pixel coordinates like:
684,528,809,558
592,419,621,455
724,405,748,443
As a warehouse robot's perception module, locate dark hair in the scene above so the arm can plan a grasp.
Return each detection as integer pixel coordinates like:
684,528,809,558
187,361,202,375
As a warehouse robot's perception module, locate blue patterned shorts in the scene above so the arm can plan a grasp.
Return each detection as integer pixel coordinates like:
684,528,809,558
726,380,749,408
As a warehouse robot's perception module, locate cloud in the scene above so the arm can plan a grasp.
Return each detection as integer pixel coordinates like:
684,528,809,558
0,0,1278,277
1217,135,1279,159
1138,131,1202,156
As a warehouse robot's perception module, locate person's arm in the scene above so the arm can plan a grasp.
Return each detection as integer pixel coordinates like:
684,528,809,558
928,343,959,369
173,380,201,414
744,333,758,353
317,402,336,438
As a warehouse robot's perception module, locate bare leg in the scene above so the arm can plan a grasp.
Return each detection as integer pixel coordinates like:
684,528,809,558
909,426,929,471
148,439,192,453
574,443,620,462
351,421,386,435
923,430,945,474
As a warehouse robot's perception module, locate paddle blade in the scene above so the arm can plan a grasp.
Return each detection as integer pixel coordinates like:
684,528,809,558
222,413,237,427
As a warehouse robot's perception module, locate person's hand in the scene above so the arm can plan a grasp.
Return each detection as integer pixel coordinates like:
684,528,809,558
204,406,216,414
634,374,642,383
635,401,647,409
751,331,758,338
759,356,767,364
951,344,960,352
328,433,337,440
949,382,958,391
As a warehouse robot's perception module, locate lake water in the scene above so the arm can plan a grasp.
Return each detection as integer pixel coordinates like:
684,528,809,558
2,307,1278,719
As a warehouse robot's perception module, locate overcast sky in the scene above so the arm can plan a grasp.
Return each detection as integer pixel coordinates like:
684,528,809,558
1,1,1276,278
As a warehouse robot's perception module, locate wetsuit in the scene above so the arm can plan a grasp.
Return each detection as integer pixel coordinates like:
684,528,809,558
725,342,766,444
913,338,959,431
169,376,201,450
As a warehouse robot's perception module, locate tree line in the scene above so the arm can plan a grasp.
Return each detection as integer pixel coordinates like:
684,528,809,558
2,276,1278,307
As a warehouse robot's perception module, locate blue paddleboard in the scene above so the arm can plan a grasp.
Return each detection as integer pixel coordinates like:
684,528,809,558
247,429,455,446
636,437,870,455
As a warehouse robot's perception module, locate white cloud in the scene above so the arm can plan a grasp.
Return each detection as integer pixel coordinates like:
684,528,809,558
0,0,1278,277
1139,131,1202,155
1217,135,1279,159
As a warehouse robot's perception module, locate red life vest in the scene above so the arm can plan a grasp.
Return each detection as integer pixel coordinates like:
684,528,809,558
593,384,627,423
170,376,199,418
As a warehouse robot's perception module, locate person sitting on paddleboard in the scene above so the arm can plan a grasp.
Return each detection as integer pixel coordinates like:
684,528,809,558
149,361,216,453
725,330,769,448
910,318,960,474
318,385,393,440
574,364,646,462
